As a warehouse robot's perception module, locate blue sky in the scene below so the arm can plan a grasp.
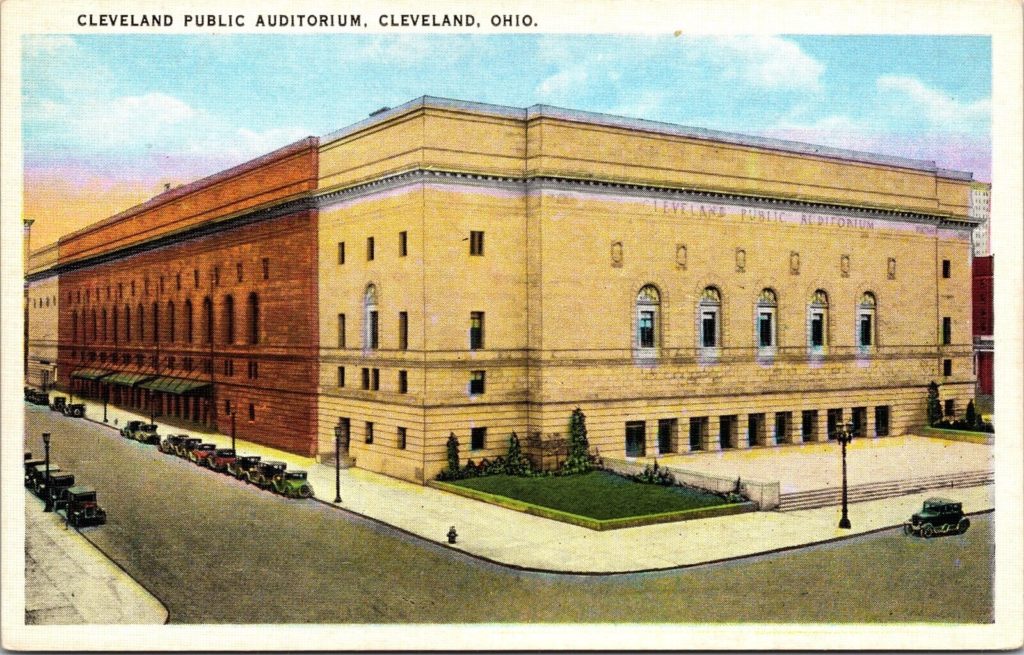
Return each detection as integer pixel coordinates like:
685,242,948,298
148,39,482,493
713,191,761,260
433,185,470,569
22,34,991,245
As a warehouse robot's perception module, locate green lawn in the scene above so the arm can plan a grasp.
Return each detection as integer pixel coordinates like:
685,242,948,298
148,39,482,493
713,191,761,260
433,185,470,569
449,471,728,520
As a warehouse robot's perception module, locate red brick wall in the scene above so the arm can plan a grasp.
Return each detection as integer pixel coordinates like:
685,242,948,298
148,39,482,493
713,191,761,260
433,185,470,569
972,255,993,337
57,210,319,455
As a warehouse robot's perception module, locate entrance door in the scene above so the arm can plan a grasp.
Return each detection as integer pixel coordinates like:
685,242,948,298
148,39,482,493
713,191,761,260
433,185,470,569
625,421,646,457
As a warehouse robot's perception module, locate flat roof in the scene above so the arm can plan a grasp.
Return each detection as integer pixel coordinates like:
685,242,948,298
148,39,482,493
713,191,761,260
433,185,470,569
320,95,974,180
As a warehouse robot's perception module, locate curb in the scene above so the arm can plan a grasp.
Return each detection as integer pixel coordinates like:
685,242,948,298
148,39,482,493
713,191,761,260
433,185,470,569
76,529,172,624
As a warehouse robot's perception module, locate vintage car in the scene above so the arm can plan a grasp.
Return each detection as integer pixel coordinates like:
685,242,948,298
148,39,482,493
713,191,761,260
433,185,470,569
247,461,287,489
23,459,44,486
904,497,970,538
206,449,237,472
38,472,76,504
159,434,191,455
271,470,314,499
120,420,144,439
28,390,49,405
27,464,62,494
174,437,204,458
63,402,87,418
58,487,107,528
187,443,218,466
226,455,262,481
24,451,33,461
49,396,67,413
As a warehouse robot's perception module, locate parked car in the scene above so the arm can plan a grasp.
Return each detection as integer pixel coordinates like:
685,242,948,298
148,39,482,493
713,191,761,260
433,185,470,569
58,487,107,528
174,437,203,458
226,455,261,481
38,472,76,505
188,443,217,466
904,498,970,538
159,434,191,455
49,396,67,413
24,451,33,461
120,420,144,439
272,470,315,498
29,390,49,405
207,449,237,472
27,464,62,494
63,402,86,418
120,421,159,444
23,459,45,486
248,461,287,489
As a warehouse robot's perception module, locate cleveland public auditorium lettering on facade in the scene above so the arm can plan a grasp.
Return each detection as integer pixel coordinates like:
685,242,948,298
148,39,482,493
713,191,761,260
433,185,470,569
24,97,982,483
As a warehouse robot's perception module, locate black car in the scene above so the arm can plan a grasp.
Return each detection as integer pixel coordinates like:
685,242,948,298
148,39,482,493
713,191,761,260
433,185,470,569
58,487,107,528
24,458,44,486
226,455,262,481
38,472,76,505
49,396,67,413
248,461,287,489
159,434,191,455
904,497,970,538
27,464,62,494
63,403,87,418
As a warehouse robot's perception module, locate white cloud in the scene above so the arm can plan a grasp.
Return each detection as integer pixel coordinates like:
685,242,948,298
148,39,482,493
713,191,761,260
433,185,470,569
691,36,824,92
535,66,589,99
876,75,990,126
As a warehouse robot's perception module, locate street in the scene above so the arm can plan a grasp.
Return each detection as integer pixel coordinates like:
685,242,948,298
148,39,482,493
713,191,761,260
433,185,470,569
25,405,994,624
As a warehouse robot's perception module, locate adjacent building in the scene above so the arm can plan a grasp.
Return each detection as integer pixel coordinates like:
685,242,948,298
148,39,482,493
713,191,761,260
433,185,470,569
25,96,983,483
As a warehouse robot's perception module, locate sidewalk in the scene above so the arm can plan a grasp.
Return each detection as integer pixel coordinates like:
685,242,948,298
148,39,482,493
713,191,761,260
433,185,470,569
75,398,994,574
25,492,168,624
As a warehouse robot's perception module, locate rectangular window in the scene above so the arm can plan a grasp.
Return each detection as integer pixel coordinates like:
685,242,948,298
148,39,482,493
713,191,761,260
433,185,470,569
942,317,952,345
338,242,346,265
193,270,199,288
701,311,718,348
225,399,232,415
237,262,243,282
262,258,270,280
943,359,952,376
361,368,370,390
801,410,818,441
337,314,346,348
859,314,873,347
214,267,219,286
365,422,374,444
248,403,255,421
470,312,485,350
397,427,407,450
367,237,375,261
371,368,380,391
470,231,484,256
689,417,706,451
875,406,890,437
398,312,408,350
248,360,258,379
657,418,676,454
942,259,951,278
827,408,843,440
638,311,655,348
398,370,408,394
470,370,486,395
470,427,486,450
811,312,825,347
399,231,408,257
223,359,234,376
337,366,345,387
369,311,379,349
758,311,773,348
944,399,955,417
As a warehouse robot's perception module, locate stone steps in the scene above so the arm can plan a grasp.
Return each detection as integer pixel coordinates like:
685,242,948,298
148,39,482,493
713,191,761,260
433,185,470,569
778,470,993,511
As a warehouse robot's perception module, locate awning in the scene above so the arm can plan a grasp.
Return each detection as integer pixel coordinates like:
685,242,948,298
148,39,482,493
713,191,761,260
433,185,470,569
138,376,212,395
70,368,112,381
103,372,156,387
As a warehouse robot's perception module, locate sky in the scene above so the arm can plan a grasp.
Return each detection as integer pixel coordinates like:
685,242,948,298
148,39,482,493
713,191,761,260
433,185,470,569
22,34,991,248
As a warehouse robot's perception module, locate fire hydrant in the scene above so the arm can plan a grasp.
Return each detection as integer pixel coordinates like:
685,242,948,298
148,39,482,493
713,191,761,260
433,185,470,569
447,526,458,544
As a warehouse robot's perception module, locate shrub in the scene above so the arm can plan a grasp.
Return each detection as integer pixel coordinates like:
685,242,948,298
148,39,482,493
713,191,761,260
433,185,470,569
933,417,994,434
503,433,533,476
561,407,595,475
631,460,676,486
445,433,460,476
926,381,943,426
965,399,978,427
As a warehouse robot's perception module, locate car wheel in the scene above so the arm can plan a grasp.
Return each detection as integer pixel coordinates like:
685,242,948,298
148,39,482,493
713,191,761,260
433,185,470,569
298,485,313,499
921,524,934,538
958,517,971,534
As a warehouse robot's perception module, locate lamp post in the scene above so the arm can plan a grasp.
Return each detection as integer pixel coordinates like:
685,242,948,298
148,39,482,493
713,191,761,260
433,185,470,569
333,423,343,503
833,420,855,529
231,411,237,452
103,384,108,423
42,432,52,512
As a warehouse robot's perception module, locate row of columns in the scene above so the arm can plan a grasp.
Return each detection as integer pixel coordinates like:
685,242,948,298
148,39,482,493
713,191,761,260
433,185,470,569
66,380,213,427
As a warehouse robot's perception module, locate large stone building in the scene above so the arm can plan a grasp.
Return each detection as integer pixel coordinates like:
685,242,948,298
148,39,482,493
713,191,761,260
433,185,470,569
25,96,983,483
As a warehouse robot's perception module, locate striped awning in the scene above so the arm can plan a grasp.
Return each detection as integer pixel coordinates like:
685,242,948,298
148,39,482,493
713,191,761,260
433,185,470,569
138,376,212,395
70,368,112,381
103,372,156,387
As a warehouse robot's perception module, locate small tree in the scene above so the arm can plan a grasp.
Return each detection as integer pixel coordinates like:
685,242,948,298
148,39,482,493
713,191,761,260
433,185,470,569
965,399,978,427
503,432,533,476
926,381,943,426
561,407,593,475
445,433,461,477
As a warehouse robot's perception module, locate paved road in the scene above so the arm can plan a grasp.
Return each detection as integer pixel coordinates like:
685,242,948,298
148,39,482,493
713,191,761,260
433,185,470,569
25,405,994,624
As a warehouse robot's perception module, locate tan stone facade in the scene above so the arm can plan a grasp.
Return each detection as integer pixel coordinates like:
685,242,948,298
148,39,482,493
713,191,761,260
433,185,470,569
314,98,978,483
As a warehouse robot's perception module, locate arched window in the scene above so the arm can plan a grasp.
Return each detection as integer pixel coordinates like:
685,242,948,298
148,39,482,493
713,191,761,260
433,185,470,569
364,285,379,350
699,287,722,349
635,285,660,350
168,301,176,343
137,303,145,344
858,292,876,349
185,300,193,343
202,297,213,344
756,289,777,349
223,295,234,344
101,308,108,342
247,293,260,345
112,306,119,344
152,302,160,343
808,289,829,350
124,305,131,342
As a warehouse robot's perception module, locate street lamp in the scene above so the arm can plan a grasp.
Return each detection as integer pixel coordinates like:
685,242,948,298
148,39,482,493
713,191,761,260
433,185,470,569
333,423,343,503
231,411,237,452
103,384,108,423
42,432,52,512
833,420,856,529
